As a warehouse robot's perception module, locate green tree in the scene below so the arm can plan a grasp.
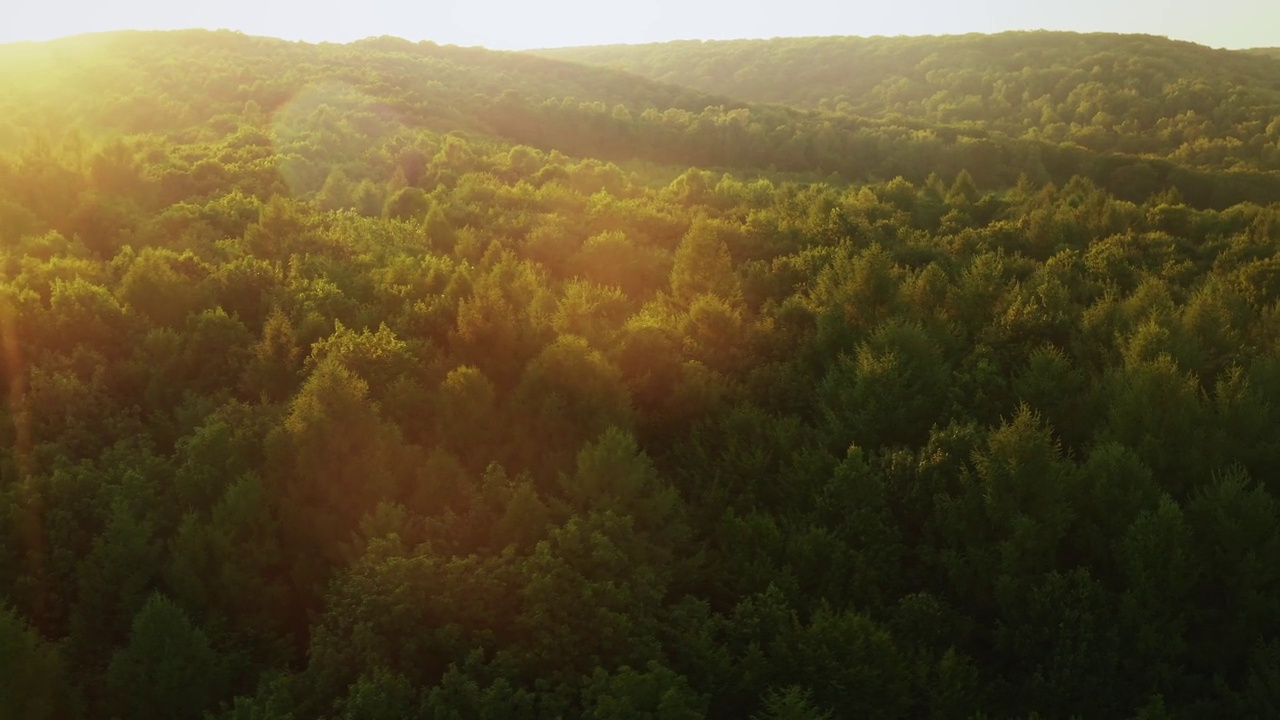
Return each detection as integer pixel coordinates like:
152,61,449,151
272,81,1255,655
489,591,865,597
752,686,833,720
383,186,431,221
671,218,742,305
105,593,222,720
0,605,76,720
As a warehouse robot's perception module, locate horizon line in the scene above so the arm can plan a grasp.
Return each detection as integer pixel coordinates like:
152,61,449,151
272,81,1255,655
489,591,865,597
0,27,1272,54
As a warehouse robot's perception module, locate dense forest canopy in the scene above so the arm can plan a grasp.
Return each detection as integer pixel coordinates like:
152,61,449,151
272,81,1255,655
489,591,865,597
2,28,1280,720
536,32,1280,173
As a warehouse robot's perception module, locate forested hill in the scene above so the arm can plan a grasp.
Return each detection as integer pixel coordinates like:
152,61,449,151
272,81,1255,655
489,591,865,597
5,28,1280,720
534,32,1280,172
5,30,1280,210
0,29,739,153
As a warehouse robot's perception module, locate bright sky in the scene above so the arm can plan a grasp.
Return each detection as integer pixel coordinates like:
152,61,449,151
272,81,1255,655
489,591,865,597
2,0,1276,50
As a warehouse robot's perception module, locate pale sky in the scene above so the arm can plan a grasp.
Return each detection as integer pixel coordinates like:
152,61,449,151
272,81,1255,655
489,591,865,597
2,0,1277,50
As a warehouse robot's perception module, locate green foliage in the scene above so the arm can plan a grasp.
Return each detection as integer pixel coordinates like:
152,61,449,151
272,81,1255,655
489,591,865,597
382,186,431,221
752,686,833,720
671,218,742,305
104,593,222,720
0,605,76,720
541,33,1280,177
2,27,1280,720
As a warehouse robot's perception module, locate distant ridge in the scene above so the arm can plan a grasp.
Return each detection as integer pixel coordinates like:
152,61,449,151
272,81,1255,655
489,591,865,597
530,31,1280,109
4,29,1280,208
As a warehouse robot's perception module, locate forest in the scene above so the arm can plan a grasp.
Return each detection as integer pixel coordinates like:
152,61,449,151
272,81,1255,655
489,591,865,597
2,28,1280,719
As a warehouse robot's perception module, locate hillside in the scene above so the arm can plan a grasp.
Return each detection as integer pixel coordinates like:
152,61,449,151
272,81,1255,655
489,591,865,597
535,32,1280,172
5,29,1279,212
3,29,1280,720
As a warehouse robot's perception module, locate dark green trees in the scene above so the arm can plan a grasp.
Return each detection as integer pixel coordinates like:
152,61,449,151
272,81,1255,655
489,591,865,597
105,594,221,720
